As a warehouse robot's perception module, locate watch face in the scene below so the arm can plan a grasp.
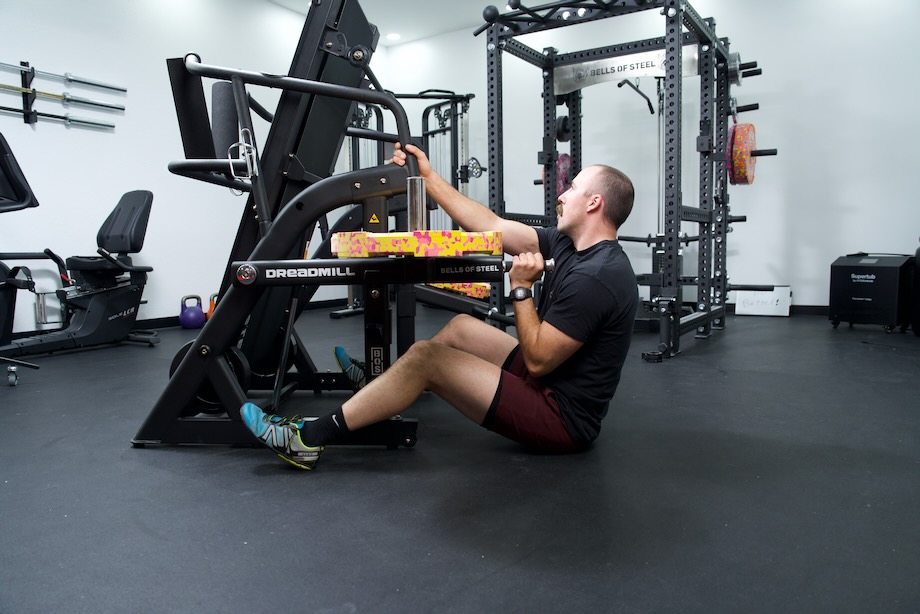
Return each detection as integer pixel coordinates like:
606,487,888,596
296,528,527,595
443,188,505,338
512,287,531,301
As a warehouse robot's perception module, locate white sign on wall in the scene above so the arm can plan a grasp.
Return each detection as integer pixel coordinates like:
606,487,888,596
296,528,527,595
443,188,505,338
735,286,792,317
553,45,700,95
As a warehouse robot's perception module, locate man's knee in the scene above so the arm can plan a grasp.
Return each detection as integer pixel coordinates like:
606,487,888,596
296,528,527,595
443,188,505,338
399,339,448,386
404,338,438,364
435,314,479,347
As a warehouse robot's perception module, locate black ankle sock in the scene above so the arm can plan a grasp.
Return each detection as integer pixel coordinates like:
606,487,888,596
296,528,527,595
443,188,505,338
300,407,349,446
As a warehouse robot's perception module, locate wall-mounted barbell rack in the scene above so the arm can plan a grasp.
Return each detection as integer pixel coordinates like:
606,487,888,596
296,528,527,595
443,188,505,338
0,61,126,130
476,0,776,361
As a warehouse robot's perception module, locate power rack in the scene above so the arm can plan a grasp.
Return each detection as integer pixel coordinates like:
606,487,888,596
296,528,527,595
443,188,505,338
476,0,774,360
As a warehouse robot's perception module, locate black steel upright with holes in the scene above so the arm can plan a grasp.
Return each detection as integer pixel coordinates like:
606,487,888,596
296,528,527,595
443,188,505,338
478,0,760,359
694,34,716,340
486,24,507,315
541,46,560,219
658,0,684,356
712,41,732,330
567,90,583,190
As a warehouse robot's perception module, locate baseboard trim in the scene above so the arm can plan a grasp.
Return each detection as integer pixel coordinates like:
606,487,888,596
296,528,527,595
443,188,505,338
136,316,178,329
135,298,348,330
13,300,830,337
723,303,828,317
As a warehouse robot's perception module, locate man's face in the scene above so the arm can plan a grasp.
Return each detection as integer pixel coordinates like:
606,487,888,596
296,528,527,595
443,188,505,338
556,167,597,236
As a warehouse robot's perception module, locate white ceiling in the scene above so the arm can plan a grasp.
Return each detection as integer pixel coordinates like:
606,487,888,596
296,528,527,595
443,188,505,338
270,0,487,46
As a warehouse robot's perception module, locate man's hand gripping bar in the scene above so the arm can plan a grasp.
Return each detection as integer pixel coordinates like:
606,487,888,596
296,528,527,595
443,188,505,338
502,258,555,273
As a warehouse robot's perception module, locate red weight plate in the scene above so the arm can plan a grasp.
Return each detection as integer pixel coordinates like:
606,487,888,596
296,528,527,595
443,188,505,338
730,123,756,185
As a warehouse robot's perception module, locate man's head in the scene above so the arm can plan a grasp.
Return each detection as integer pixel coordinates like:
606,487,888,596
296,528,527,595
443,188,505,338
556,165,634,238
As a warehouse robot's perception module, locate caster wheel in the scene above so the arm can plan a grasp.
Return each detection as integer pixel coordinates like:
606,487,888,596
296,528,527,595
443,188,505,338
7,366,19,387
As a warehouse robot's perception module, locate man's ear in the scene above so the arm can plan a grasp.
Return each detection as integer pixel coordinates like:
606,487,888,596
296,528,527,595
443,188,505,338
587,194,603,213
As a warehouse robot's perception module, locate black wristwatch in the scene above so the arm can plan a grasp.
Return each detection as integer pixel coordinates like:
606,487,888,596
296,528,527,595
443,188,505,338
510,287,533,302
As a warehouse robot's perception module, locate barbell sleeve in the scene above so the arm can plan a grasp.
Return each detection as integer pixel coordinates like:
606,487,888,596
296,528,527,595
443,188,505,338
736,103,759,113
64,114,115,129
479,307,516,327
62,93,125,111
751,149,777,157
62,72,127,93
407,176,427,231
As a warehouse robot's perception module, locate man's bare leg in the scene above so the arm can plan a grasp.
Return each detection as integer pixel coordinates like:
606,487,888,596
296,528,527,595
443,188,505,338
430,314,519,366
240,315,517,470
342,338,505,430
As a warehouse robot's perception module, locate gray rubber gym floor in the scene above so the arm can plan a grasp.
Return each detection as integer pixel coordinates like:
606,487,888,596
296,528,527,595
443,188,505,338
1,308,918,613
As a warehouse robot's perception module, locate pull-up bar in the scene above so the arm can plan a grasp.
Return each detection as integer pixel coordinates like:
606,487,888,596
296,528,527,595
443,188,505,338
476,0,657,37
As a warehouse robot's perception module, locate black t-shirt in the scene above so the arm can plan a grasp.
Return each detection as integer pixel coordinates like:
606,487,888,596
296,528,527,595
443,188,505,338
534,226,638,443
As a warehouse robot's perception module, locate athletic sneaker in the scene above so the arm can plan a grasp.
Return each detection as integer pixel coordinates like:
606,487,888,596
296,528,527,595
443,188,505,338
240,402,323,470
334,346,366,391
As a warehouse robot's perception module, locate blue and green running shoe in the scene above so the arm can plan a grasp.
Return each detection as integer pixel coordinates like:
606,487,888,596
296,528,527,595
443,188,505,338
240,402,323,470
334,346,366,391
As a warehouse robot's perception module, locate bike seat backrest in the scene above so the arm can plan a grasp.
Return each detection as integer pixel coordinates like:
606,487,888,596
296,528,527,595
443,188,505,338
0,132,39,214
96,190,154,255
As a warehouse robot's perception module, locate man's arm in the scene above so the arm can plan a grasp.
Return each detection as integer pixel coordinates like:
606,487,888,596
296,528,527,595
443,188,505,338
508,253,583,377
393,144,539,256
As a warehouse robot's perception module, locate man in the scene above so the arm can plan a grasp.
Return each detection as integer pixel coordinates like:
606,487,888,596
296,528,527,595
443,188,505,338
241,144,638,470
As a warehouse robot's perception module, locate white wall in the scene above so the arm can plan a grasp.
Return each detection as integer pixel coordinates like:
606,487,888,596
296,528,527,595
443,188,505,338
2,0,919,336
1,0,312,333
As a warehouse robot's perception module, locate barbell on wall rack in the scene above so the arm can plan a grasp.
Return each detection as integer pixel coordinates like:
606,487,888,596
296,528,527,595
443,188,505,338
0,61,126,92
0,83,125,111
0,104,115,129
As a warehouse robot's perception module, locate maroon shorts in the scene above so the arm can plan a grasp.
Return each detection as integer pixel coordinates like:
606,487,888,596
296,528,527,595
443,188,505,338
482,347,584,453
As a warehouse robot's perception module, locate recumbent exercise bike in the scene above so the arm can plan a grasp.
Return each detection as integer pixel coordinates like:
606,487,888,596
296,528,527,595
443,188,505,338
0,131,158,384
